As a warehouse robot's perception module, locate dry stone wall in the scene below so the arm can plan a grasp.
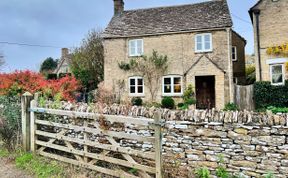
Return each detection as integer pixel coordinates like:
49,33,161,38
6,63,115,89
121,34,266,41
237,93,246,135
42,102,288,177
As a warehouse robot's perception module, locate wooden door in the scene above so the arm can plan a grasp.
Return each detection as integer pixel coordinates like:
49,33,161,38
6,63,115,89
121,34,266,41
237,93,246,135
195,76,215,109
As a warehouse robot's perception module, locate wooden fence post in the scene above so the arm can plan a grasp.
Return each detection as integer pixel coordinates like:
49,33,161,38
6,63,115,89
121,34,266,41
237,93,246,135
21,92,33,151
30,100,37,152
154,111,163,178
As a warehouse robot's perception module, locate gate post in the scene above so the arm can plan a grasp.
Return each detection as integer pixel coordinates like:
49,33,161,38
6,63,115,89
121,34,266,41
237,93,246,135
154,111,163,178
21,92,33,151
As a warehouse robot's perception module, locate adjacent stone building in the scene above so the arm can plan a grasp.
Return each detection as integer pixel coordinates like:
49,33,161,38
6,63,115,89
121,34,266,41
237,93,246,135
103,0,246,109
54,48,72,77
250,0,288,84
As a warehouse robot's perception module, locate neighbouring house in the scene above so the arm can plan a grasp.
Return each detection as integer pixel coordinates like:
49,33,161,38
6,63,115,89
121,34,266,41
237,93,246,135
250,0,288,85
54,48,72,77
103,0,246,109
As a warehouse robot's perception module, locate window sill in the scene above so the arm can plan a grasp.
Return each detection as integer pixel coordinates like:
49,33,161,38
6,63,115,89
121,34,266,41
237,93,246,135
129,94,145,97
162,93,183,97
195,50,213,54
271,82,285,86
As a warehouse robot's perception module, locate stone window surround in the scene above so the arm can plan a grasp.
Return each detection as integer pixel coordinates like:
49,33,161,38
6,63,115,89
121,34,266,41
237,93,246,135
162,75,183,97
128,76,145,97
128,39,144,57
232,46,237,61
195,33,213,53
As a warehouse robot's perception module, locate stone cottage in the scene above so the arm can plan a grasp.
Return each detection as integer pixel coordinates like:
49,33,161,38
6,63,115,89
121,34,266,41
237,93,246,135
250,0,288,84
103,0,246,109
54,48,72,77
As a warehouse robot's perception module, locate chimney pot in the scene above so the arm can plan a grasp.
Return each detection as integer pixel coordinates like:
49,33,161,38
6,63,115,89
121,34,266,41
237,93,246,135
113,0,124,16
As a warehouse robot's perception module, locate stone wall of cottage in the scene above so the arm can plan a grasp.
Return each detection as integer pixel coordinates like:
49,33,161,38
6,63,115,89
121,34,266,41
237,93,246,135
253,0,288,81
104,29,246,109
232,31,246,84
50,102,288,177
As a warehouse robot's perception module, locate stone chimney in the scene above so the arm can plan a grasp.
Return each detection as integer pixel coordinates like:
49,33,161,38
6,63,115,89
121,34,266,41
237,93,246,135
114,0,124,16
61,48,69,59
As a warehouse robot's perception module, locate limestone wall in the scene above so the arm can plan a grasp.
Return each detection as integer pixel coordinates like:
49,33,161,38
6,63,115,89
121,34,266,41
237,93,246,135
44,102,288,177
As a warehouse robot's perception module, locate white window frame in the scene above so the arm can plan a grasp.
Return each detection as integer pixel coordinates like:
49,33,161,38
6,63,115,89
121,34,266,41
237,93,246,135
128,39,144,57
162,75,183,96
128,76,145,96
270,64,285,86
195,33,213,53
232,46,237,61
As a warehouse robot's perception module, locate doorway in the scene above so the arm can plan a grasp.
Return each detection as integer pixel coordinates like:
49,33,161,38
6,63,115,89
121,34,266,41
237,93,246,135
195,76,215,109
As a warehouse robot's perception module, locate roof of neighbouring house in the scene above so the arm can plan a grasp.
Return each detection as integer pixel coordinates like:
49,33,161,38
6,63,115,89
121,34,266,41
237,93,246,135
103,0,233,38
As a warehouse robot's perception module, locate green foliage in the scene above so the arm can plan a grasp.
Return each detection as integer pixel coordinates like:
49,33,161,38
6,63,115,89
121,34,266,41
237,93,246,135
16,152,65,178
216,154,230,178
118,61,131,71
183,84,195,102
246,64,256,84
40,57,58,75
195,167,210,178
119,50,168,101
71,29,104,92
264,172,275,178
0,148,9,157
254,81,288,109
267,106,288,113
0,96,21,151
185,98,197,105
161,97,175,109
177,103,184,108
128,168,138,175
223,103,239,111
131,97,143,106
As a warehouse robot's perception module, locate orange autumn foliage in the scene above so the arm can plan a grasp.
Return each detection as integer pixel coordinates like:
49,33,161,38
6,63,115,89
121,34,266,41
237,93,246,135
0,70,81,101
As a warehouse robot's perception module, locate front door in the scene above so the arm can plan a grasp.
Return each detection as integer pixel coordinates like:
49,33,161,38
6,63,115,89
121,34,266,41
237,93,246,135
195,76,215,109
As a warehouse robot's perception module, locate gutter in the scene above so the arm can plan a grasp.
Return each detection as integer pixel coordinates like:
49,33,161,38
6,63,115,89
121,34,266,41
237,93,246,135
254,9,262,81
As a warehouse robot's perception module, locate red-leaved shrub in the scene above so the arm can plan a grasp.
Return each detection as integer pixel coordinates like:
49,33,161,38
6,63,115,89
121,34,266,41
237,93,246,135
0,70,81,101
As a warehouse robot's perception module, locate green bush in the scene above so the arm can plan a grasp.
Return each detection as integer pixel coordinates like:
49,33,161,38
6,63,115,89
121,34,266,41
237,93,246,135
177,103,184,108
185,98,196,105
254,81,288,109
267,106,288,113
131,97,143,106
195,167,210,178
223,103,238,111
161,97,175,109
0,96,21,151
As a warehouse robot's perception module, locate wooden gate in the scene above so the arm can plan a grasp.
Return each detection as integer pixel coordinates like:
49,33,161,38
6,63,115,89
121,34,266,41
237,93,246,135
234,84,255,111
27,100,163,178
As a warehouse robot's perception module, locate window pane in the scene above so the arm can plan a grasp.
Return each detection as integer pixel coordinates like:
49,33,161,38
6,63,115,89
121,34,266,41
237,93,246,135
174,85,181,93
164,85,171,93
164,78,171,84
205,42,211,50
196,36,202,51
138,86,143,93
272,74,283,84
138,78,143,85
137,40,143,55
130,78,135,85
129,40,136,55
196,36,202,43
130,86,136,93
204,35,210,42
232,54,236,60
272,65,282,74
174,77,181,85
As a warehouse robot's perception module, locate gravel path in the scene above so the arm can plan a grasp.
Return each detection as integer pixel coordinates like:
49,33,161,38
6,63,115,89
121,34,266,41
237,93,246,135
0,158,33,178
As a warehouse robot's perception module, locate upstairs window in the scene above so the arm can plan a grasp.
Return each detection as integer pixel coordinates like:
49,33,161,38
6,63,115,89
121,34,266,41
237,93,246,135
270,64,285,85
129,39,143,56
129,77,144,96
232,46,237,61
162,75,183,96
195,33,212,52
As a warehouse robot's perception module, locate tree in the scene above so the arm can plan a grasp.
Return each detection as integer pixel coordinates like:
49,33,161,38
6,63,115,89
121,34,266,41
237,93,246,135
40,57,58,74
119,50,168,101
70,29,104,92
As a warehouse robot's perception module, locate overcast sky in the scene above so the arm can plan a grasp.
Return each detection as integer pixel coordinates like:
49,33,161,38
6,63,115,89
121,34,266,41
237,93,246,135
0,0,257,72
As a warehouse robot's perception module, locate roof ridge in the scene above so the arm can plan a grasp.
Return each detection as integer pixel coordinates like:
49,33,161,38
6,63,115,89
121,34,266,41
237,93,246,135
123,0,219,13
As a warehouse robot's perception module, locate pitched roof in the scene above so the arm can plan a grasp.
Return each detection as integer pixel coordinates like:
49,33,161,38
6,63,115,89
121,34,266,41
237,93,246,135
248,0,262,22
103,0,233,38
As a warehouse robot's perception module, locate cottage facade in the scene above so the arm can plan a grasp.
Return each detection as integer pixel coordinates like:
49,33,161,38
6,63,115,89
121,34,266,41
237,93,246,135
54,48,72,77
250,0,288,84
103,0,246,109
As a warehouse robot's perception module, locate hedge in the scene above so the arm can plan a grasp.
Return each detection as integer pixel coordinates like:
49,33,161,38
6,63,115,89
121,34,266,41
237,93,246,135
254,81,288,109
